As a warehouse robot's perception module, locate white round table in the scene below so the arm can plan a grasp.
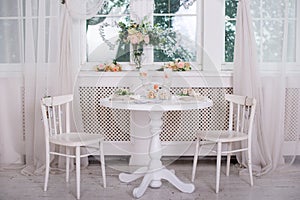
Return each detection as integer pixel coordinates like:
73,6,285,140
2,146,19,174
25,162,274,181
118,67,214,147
100,96,213,198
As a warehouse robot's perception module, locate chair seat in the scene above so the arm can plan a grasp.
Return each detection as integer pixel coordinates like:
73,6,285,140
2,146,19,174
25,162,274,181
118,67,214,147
197,130,248,143
49,132,104,147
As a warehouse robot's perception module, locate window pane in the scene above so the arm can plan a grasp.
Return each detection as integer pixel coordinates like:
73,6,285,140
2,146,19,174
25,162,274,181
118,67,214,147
225,0,238,19
154,0,196,14
225,20,236,62
0,0,21,17
288,0,297,18
87,16,130,62
262,20,283,62
154,0,197,62
225,0,297,64
30,0,39,17
287,20,296,62
262,0,285,18
250,0,261,18
224,0,238,62
97,0,129,15
86,0,130,62
154,16,196,62
0,20,21,63
154,0,179,14
252,20,262,61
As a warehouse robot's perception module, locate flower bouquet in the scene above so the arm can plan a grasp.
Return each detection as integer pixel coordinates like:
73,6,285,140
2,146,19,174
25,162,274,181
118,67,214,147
176,88,207,101
114,88,133,96
158,59,192,71
109,88,135,101
118,18,164,69
96,60,122,72
177,88,196,96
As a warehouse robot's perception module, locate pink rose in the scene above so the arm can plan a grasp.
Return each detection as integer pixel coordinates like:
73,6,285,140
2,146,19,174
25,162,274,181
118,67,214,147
128,35,139,44
178,62,184,68
98,64,104,70
137,32,144,43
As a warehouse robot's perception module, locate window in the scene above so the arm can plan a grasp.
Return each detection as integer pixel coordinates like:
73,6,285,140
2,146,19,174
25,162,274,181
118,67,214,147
86,0,130,62
224,0,298,65
252,0,297,63
153,0,198,62
0,1,24,64
0,0,59,68
85,0,201,67
224,0,238,63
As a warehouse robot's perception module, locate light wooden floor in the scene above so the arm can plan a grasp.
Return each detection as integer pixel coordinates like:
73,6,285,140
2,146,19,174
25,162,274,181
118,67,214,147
1,156,300,200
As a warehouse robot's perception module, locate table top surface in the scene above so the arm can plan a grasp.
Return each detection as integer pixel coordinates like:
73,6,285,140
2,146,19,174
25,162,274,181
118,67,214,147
100,96,213,112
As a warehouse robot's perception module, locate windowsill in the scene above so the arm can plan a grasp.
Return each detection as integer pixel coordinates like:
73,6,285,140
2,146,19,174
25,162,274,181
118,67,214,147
78,69,234,78
222,63,300,74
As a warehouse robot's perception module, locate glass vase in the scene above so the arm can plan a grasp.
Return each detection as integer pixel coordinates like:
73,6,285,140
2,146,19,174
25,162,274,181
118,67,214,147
132,44,143,70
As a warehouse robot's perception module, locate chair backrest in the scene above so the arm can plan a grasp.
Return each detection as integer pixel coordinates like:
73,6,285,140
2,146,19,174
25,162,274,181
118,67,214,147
225,94,256,137
41,94,73,140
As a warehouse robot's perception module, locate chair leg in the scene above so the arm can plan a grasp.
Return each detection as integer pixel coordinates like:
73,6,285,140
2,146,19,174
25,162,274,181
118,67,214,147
247,149,253,186
66,147,70,182
75,146,80,199
191,137,200,182
99,142,107,188
44,151,50,191
226,142,232,176
216,142,222,193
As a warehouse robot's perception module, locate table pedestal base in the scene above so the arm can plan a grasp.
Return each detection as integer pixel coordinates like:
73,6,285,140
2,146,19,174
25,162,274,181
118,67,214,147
120,110,195,198
119,167,195,198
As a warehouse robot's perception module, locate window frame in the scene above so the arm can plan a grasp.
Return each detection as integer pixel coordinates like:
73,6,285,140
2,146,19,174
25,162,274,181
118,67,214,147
81,0,203,71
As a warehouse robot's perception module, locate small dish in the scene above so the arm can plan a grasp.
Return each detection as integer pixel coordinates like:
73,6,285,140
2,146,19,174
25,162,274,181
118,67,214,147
178,96,195,101
109,94,130,101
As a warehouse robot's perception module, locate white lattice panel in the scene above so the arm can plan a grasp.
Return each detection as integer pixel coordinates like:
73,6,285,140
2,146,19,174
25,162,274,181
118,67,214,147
160,87,232,141
284,88,300,141
79,87,131,141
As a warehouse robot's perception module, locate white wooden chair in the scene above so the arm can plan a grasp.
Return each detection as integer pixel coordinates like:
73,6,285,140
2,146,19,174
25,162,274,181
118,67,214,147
41,94,106,199
191,94,256,193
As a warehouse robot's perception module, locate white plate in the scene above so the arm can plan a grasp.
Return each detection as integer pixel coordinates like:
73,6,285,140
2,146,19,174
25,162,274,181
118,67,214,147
134,98,162,104
133,99,149,104
178,96,195,101
177,95,208,101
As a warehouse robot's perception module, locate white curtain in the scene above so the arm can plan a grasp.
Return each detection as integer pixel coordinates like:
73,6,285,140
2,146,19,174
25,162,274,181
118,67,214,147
60,0,104,101
15,0,104,174
233,0,299,175
21,0,61,175
59,0,103,95
233,0,268,174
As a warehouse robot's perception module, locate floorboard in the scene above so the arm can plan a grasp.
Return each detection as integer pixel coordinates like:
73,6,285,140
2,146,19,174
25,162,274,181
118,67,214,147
0,156,299,200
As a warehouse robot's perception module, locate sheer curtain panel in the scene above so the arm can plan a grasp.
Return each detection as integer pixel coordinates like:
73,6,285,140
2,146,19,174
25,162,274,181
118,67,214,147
233,0,299,176
21,0,105,173
22,0,61,174
0,0,60,167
